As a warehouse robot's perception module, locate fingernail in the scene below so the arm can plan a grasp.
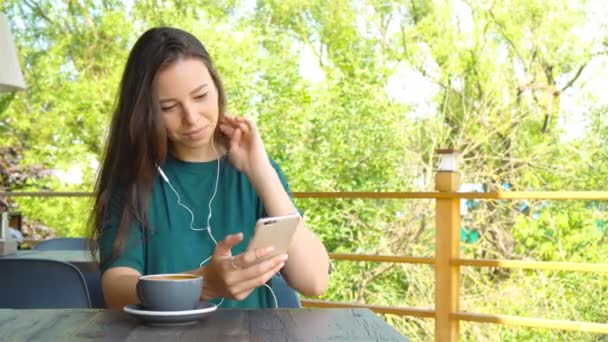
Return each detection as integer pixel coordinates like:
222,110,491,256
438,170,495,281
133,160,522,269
278,262,285,268
265,246,275,253
281,254,288,261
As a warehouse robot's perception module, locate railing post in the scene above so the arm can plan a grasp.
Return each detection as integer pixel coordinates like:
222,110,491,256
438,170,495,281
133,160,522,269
435,149,462,342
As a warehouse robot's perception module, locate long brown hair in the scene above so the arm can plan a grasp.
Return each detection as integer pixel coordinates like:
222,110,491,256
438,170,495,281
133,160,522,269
89,27,227,263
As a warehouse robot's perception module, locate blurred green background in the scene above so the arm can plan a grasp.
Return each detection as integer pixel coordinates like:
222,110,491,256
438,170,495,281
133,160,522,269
1,1,607,340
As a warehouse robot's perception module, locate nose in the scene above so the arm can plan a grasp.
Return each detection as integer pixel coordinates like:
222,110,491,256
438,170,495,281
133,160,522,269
182,102,199,125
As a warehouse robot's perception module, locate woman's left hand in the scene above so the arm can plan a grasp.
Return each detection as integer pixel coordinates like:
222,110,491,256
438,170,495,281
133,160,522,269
219,115,270,177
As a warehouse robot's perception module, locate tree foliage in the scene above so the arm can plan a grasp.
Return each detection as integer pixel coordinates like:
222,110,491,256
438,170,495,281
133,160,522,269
1,0,607,340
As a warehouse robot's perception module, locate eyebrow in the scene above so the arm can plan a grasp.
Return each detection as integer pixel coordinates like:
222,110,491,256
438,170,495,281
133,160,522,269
159,83,209,104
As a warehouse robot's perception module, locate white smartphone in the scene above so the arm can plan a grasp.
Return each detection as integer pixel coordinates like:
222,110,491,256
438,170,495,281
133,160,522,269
246,213,301,263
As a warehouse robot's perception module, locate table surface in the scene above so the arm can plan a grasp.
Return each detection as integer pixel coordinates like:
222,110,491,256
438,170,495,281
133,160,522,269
0,308,407,341
1,250,99,272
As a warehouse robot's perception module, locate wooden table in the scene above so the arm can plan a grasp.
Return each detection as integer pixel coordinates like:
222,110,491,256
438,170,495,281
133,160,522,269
0,308,408,341
2,250,98,273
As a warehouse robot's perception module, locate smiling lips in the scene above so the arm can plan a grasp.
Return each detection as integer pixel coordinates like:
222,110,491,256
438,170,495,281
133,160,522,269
183,125,208,140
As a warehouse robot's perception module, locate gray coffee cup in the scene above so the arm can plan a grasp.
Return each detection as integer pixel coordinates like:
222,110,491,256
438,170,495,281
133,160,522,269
136,273,203,311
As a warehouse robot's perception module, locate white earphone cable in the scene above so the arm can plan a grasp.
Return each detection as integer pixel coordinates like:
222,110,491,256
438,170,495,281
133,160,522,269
157,139,278,309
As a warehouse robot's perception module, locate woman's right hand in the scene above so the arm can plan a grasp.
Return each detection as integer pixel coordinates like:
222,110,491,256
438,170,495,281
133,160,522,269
200,233,288,301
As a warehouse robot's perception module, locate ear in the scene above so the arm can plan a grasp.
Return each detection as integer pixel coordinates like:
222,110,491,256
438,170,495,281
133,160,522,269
214,128,230,152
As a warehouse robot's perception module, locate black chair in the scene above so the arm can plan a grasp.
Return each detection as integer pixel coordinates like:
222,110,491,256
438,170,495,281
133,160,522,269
83,271,106,309
31,237,106,308
272,274,301,308
34,237,88,251
0,258,92,308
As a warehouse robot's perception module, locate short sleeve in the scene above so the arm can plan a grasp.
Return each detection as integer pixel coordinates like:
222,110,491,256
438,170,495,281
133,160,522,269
98,189,146,274
256,159,302,218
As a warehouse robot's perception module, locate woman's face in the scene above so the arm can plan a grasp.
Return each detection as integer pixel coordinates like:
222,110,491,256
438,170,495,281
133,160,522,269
155,57,220,162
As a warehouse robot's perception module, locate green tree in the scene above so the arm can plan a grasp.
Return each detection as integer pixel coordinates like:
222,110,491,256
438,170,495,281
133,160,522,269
1,0,607,340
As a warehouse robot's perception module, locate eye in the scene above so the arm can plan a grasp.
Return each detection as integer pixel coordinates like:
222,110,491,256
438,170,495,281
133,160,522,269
161,105,176,112
194,93,208,101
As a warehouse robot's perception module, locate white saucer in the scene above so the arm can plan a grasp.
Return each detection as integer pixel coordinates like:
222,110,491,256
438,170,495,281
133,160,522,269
124,302,218,326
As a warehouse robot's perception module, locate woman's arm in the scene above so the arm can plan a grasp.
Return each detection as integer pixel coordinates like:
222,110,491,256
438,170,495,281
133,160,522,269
249,161,330,297
102,238,287,309
101,267,141,309
220,116,330,297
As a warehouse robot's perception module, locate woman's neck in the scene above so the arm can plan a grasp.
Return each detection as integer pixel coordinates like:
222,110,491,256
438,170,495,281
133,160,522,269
170,143,226,162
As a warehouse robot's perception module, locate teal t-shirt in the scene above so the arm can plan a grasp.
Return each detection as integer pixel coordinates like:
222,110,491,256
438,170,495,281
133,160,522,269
99,154,295,308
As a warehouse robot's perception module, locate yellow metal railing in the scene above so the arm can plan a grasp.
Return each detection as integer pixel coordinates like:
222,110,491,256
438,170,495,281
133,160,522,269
2,190,608,340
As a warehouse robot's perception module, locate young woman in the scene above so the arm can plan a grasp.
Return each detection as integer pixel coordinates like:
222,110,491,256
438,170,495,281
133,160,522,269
90,27,329,309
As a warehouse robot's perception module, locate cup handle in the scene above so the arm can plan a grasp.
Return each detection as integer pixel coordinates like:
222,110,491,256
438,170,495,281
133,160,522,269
136,280,145,306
